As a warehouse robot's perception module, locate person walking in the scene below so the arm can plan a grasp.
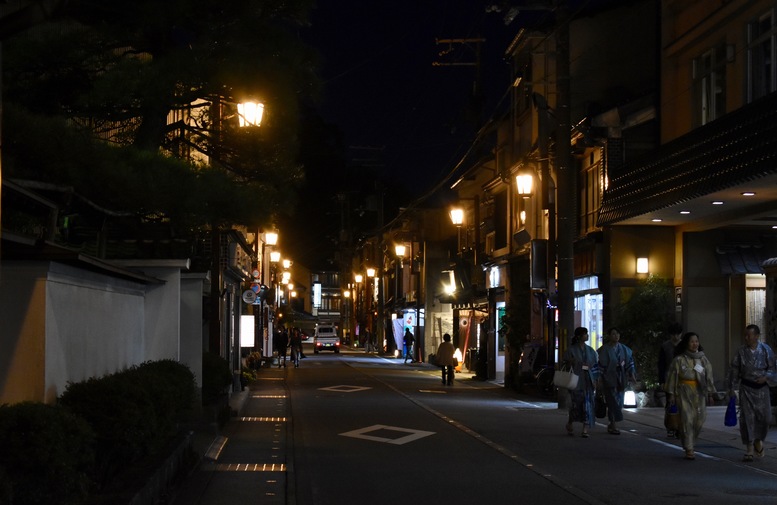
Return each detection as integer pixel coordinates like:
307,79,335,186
562,327,600,438
364,329,373,353
275,328,289,368
296,328,306,359
436,333,457,386
403,328,415,363
289,328,302,367
665,332,716,460
727,324,777,462
597,327,637,435
658,322,683,437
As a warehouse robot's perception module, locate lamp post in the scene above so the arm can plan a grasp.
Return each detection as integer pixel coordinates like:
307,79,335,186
449,195,480,267
255,230,278,358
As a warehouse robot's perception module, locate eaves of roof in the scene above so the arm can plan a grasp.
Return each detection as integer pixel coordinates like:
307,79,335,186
598,91,777,226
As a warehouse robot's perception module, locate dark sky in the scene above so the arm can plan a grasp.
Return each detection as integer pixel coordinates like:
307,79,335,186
305,0,520,193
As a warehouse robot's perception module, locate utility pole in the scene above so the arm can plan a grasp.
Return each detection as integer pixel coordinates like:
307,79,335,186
555,0,575,363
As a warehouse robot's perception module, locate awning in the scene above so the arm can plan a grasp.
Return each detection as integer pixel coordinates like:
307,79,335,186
716,244,767,275
598,91,777,226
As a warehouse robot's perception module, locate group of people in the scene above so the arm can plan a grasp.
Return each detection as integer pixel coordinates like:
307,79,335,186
564,323,776,462
272,326,306,368
562,327,637,439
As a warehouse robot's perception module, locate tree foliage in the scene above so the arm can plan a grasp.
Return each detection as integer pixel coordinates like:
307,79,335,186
3,0,318,233
613,275,675,389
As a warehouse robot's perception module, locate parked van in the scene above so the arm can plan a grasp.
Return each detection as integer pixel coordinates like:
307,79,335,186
314,325,340,354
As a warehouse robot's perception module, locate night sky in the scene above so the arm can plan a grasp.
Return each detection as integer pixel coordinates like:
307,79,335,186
304,0,520,193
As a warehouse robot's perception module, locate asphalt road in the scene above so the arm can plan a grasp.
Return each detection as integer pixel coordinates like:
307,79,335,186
175,349,777,505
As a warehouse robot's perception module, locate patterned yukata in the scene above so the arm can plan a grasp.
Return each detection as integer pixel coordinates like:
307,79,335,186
597,343,636,423
728,343,776,446
665,351,716,452
563,344,600,428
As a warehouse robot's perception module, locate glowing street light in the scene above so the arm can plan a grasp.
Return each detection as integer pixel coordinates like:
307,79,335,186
449,208,464,226
237,101,265,127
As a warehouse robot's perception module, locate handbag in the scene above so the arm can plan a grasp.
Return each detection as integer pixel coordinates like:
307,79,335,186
552,366,579,390
595,392,607,419
724,396,737,427
665,403,680,431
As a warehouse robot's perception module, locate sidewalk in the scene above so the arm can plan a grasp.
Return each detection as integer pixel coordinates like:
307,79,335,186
171,368,290,505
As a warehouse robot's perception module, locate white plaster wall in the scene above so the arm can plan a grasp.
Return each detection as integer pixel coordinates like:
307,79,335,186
181,274,206,389
141,268,181,362
44,262,146,402
0,262,48,404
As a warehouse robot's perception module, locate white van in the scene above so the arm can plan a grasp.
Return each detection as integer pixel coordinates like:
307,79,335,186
313,325,340,354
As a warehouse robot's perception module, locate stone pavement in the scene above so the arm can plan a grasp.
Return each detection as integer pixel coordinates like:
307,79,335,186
170,368,291,505
169,357,777,504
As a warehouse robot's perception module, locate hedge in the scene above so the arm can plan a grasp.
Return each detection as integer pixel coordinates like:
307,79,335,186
0,402,94,505
201,352,232,404
58,360,196,488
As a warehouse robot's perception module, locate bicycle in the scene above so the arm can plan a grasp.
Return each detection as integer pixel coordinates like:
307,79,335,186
535,365,556,397
517,343,556,397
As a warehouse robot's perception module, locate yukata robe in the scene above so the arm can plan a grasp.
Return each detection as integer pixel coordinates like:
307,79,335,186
665,352,716,452
728,343,777,445
562,344,600,428
598,343,636,423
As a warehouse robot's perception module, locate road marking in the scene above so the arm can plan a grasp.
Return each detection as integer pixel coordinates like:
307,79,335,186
419,389,447,394
347,362,609,505
318,385,372,393
205,463,287,472
239,416,287,422
339,424,435,445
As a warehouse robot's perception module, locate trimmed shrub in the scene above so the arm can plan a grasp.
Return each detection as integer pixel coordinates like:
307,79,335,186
59,373,158,486
0,402,94,505
202,352,232,404
128,360,197,439
58,360,195,487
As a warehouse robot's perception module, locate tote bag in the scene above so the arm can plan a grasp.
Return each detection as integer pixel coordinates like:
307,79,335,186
552,367,579,390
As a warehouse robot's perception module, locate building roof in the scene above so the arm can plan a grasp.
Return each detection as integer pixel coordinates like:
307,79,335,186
598,91,777,226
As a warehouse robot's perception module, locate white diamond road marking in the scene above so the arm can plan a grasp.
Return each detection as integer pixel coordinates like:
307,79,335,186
339,424,436,445
318,385,372,393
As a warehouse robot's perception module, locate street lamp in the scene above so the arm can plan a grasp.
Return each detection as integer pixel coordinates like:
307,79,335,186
449,196,480,266
237,101,265,127
395,244,406,257
515,172,534,198
449,208,464,226
256,229,279,358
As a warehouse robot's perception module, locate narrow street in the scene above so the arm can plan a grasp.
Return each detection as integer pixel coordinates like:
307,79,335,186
173,350,777,505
